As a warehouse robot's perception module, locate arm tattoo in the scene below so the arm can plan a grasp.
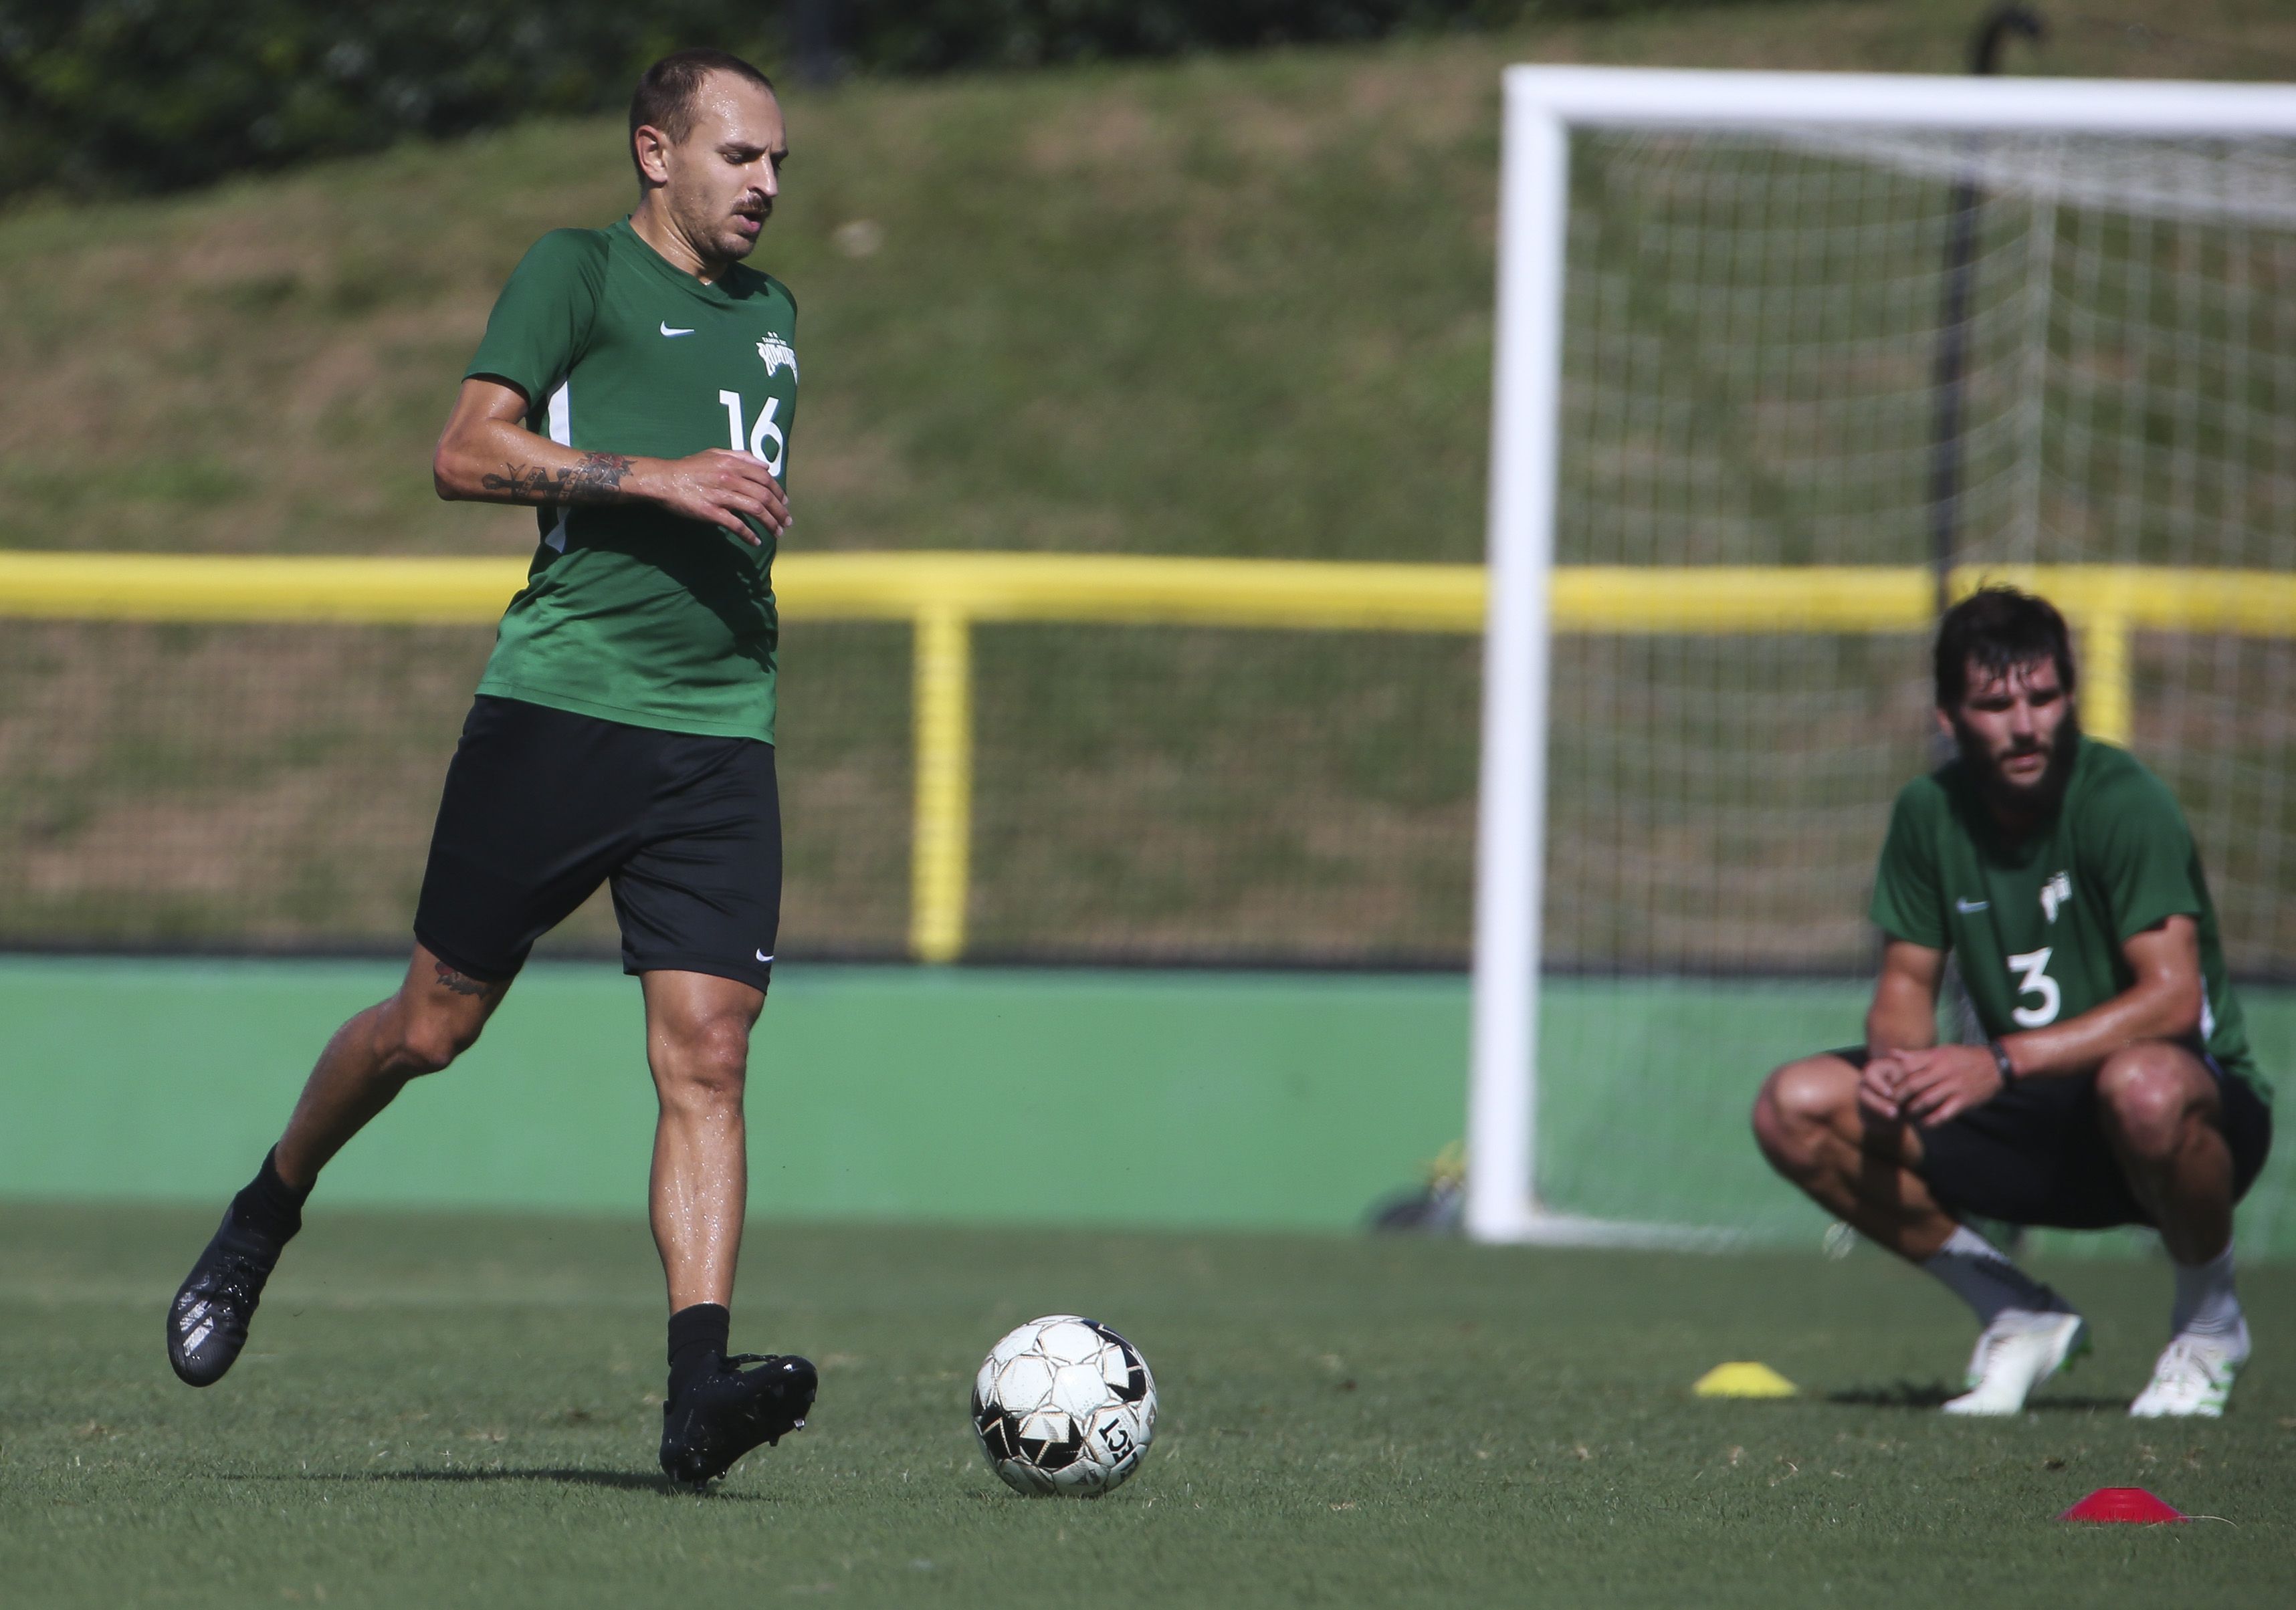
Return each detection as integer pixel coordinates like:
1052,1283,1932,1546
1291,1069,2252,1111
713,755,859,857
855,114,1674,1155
480,452,634,506
433,962,492,998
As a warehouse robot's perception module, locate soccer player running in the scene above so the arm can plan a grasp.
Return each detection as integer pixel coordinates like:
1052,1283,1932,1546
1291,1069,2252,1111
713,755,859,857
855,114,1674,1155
1753,588,2272,1417
166,49,818,1486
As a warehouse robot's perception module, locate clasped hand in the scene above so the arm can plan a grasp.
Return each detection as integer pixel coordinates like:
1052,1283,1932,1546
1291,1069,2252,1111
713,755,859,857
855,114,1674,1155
1858,1044,2005,1128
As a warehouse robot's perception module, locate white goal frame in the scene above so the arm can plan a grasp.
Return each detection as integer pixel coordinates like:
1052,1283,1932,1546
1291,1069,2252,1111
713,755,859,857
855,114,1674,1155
1467,66,2296,1246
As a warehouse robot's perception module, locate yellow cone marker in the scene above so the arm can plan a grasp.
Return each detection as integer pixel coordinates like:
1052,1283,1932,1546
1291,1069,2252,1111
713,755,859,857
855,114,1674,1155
1693,1362,1798,1398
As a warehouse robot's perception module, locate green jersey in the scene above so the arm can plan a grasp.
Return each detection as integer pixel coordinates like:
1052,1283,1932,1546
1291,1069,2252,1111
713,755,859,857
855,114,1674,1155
1870,736,2265,1099
463,217,798,742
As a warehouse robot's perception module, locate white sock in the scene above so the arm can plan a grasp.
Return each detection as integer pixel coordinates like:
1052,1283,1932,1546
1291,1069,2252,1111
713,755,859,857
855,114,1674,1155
2170,1244,2242,1339
1923,1224,2061,1327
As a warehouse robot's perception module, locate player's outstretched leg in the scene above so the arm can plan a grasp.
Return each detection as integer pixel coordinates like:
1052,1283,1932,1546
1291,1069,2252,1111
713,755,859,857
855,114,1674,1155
168,1147,311,1387
2093,1045,2255,1417
641,969,817,1486
167,945,504,1387
1754,1051,2084,1415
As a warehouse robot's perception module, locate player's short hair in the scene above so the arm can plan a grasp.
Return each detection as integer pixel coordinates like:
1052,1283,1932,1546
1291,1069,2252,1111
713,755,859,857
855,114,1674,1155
629,48,777,180
1934,586,2078,709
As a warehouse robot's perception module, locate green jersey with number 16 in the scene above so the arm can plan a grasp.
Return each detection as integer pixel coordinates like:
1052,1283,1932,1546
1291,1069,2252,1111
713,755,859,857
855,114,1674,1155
461,217,797,743
1869,735,2266,1101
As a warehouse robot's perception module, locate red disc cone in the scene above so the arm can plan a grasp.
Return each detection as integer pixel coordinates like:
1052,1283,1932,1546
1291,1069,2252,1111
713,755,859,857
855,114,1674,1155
2058,1488,2186,1523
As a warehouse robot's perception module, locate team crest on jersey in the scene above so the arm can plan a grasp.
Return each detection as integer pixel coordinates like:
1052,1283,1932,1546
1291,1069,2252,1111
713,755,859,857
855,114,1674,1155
756,334,798,380
2040,870,2073,923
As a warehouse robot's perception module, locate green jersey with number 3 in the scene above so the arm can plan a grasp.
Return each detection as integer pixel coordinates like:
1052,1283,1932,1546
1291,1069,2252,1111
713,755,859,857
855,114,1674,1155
1869,735,2265,1099
461,217,797,742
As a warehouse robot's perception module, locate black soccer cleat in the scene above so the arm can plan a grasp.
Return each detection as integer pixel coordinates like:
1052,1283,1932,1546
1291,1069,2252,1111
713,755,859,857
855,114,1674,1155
659,1352,818,1488
166,1214,284,1387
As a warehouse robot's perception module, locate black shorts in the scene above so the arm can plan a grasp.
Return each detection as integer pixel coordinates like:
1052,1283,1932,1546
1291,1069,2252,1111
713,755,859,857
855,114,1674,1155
1828,1045,2272,1230
413,695,779,992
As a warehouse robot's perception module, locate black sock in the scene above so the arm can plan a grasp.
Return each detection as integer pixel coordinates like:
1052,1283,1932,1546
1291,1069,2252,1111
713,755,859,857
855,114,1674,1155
667,1302,732,1400
226,1148,311,1252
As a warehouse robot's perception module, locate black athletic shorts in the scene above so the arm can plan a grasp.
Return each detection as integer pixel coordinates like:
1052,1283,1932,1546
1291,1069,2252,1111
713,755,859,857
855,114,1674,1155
1827,1044,2272,1230
413,695,779,992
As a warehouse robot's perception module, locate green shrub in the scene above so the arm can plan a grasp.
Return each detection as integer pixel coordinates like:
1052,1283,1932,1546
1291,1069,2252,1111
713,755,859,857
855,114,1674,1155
0,1,772,198
829,2,1544,72
0,1,1727,199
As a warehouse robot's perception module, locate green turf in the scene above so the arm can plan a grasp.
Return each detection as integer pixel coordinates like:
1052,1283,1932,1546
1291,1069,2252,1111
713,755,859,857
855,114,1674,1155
3,1204,2291,1608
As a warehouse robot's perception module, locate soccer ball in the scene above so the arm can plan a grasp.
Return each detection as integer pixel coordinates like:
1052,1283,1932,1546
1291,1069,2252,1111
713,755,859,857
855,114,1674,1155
970,1315,1156,1496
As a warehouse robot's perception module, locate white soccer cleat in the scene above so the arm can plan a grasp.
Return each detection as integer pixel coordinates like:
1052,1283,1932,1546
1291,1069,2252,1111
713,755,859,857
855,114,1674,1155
1941,1308,2089,1416
2128,1322,2250,1419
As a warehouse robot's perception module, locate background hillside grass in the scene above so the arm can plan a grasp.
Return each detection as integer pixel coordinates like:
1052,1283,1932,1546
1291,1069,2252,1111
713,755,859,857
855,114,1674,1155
2,1,2293,959
9,0,2292,562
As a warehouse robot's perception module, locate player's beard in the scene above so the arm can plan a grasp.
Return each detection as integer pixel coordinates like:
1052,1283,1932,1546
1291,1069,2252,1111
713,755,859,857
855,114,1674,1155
1954,706,2082,824
677,189,768,265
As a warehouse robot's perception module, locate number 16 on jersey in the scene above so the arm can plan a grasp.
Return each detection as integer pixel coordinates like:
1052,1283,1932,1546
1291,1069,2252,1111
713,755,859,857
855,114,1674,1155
719,390,787,479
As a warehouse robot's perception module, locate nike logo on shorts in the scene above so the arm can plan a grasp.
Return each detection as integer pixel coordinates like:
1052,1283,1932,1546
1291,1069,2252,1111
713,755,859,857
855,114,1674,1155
1956,898,1990,913
756,950,774,963
661,322,696,337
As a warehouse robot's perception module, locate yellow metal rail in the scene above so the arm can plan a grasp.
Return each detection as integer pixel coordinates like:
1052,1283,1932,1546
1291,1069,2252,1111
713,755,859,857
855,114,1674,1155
5,551,2292,962
909,608,974,963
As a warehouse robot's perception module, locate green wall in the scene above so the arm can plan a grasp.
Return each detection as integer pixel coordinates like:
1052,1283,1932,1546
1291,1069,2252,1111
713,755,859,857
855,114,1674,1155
0,959,1468,1230
2,959,2285,1254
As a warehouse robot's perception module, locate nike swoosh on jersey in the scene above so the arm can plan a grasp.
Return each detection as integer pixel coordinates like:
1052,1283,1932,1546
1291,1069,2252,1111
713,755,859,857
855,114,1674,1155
660,322,696,337
1956,898,1990,913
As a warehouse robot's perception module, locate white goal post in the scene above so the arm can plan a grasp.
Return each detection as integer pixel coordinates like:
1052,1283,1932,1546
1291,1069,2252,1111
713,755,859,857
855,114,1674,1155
1467,68,2296,1247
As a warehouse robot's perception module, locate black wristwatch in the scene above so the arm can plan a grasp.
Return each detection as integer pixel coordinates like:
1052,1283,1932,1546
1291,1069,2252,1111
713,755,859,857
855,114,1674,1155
1986,1039,2018,1088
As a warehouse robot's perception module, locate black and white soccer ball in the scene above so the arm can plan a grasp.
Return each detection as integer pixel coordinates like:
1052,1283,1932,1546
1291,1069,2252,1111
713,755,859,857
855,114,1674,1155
970,1315,1156,1496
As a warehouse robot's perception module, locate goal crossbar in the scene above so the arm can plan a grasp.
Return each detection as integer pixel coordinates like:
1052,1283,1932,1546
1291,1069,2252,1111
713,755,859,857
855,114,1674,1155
1503,66,2296,136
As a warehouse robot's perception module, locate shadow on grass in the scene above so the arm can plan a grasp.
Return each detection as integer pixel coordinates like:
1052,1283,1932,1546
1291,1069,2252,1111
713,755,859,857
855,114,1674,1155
1829,1382,2125,1412
260,1468,762,1498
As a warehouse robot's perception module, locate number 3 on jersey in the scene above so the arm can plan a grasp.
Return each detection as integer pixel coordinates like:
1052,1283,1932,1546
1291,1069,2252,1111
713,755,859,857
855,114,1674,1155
718,390,786,479
2006,947,2060,1028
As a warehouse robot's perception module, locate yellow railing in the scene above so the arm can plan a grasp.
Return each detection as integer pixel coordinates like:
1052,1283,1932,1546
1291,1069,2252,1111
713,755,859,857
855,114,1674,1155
5,551,2292,961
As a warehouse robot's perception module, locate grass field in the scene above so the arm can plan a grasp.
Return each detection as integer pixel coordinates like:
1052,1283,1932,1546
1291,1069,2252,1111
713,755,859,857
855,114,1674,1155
4,1203,2292,1608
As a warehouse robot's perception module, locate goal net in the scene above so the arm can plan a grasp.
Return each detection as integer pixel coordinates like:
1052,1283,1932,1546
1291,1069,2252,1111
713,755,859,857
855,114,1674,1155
1469,69,2296,1250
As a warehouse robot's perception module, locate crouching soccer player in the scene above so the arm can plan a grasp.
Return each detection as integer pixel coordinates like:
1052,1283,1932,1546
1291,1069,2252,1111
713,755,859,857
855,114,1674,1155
165,49,816,1484
1754,587,2272,1417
